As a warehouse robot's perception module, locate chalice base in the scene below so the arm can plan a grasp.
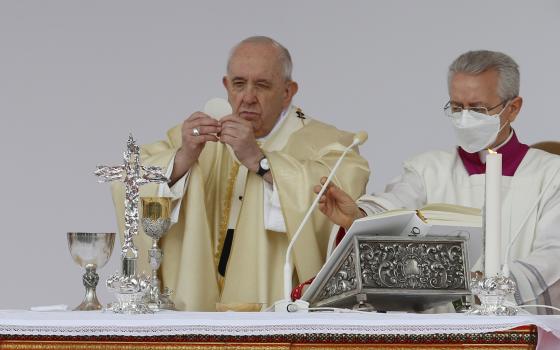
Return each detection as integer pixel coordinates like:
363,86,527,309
74,299,102,311
74,265,102,311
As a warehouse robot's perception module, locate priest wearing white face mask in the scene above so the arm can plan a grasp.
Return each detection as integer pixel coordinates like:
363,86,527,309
311,50,560,313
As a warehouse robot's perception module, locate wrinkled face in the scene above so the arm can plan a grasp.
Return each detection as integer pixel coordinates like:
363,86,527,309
449,69,521,147
223,43,295,138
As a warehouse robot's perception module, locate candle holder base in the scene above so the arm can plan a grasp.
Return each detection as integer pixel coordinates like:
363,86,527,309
468,273,518,316
106,291,153,314
105,267,154,314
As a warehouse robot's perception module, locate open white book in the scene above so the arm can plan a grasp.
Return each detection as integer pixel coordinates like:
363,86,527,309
344,203,483,268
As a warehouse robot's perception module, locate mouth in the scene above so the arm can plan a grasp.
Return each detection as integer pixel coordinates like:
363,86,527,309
239,111,260,120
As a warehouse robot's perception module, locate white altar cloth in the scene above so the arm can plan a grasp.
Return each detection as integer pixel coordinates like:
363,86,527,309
1,310,559,340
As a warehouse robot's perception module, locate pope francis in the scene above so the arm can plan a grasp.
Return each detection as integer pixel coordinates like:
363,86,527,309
110,36,370,311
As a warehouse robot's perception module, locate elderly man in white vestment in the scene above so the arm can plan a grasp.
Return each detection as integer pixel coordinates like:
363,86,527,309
314,50,560,314
111,36,370,311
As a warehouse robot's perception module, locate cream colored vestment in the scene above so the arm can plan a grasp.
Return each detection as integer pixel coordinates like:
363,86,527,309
111,106,370,311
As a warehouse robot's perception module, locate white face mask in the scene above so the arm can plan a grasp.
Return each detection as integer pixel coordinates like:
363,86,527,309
450,104,509,153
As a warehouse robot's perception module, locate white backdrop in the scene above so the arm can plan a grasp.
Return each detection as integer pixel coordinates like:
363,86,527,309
1,0,558,309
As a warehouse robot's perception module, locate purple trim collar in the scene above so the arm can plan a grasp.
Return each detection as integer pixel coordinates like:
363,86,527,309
457,132,529,176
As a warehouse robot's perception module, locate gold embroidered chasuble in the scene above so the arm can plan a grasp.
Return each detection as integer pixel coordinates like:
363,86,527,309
110,106,370,311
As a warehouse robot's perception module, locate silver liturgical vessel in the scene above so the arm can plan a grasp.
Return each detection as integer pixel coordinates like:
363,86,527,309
67,232,115,311
141,196,174,310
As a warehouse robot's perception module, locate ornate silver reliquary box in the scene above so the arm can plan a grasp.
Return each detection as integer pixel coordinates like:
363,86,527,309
302,236,470,312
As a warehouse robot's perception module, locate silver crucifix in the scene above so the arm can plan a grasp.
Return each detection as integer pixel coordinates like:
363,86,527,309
95,134,169,313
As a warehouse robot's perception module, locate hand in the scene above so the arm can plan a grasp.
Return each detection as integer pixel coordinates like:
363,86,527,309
315,177,365,230
171,112,220,184
219,114,263,172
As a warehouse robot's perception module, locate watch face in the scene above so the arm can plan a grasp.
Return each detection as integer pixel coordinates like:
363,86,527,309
260,157,270,170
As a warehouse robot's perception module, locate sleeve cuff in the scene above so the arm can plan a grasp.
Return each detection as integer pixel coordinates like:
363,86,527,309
157,151,190,223
263,179,287,232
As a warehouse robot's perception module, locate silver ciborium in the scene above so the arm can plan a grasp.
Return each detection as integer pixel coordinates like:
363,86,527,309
141,197,174,310
67,232,116,311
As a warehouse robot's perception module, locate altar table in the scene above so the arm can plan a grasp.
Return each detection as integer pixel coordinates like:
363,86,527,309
2,309,560,349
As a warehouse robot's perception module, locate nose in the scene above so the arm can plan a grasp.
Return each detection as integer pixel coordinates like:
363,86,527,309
242,86,257,105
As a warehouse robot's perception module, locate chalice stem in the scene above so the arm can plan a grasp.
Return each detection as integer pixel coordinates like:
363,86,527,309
76,264,102,311
149,240,163,296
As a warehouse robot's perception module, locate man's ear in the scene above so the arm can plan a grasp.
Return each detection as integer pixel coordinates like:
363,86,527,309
506,96,523,123
222,76,228,89
283,81,298,107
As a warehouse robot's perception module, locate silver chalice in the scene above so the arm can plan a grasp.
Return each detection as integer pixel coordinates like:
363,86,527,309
141,197,174,310
67,232,116,311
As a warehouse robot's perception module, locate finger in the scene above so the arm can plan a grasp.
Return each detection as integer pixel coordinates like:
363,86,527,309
219,125,246,139
326,185,339,198
220,119,250,132
220,121,244,132
221,123,255,143
189,125,221,135
320,176,328,185
331,186,353,203
218,134,235,145
192,134,219,144
186,111,210,121
313,184,322,194
187,115,220,127
220,114,241,123
221,115,252,127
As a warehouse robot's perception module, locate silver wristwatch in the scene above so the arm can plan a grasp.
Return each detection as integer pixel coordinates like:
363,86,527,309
257,156,270,176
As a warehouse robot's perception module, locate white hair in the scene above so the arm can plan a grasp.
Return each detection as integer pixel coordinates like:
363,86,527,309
448,50,520,100
227,36,293,81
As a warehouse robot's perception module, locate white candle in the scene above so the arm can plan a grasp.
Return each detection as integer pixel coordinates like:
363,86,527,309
485,150,502,277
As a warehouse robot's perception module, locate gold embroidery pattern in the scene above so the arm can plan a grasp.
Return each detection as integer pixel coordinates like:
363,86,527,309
0,342,289,350
214,161,240,291
0,326,536,349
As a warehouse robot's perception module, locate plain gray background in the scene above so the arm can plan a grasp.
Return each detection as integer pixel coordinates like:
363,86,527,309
1,0,559,309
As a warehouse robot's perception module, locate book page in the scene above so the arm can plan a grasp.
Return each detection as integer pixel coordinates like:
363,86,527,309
347,211,417,237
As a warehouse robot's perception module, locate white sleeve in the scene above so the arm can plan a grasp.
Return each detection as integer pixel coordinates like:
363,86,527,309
358,165,427,215
263,179,287,232
157,154,190,224
508,180,560,311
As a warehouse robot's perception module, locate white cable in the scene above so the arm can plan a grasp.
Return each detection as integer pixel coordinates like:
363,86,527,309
502,167,560,277
282,132,367,300
517,304,560,314
304,307,377,314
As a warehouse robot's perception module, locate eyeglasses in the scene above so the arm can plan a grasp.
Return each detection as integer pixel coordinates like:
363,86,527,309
444,100,508,117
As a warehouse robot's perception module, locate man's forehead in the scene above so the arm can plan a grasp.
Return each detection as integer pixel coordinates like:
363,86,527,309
228,43,283,79
449,70,500,102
